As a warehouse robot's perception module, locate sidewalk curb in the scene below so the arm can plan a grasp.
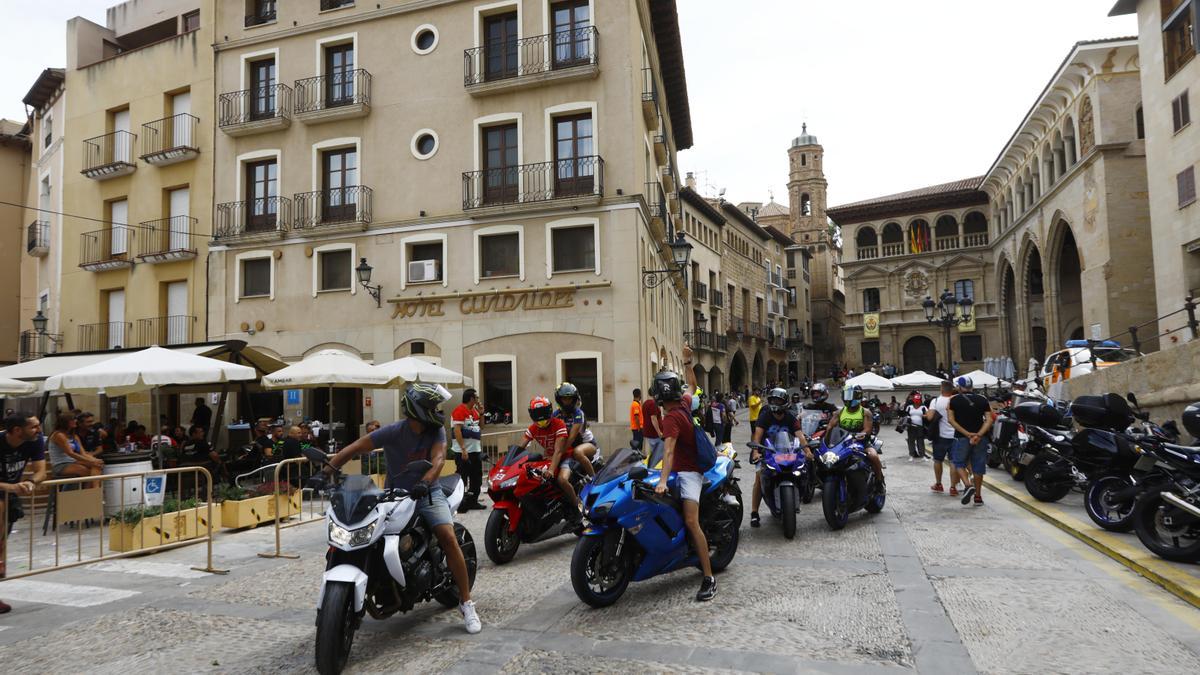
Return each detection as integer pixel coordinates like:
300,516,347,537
983,475,1200,610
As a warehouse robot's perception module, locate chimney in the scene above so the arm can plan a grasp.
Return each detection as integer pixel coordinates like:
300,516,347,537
685,171,696,190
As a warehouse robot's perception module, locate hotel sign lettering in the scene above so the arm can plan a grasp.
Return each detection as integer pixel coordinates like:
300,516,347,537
391,287,578,320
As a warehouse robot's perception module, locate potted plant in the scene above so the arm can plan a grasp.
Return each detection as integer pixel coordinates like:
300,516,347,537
218,481,302,530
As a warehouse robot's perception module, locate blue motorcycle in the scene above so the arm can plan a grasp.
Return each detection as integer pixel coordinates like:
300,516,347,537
816,427,886,530
570,447,742,607
749,428,815,540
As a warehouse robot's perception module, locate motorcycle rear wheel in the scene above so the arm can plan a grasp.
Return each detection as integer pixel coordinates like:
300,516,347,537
315,581,357,675
822,477,849,530
571,534,631,607
1024,456,1073,503
1004,453,1025,482
434,523,478,608
801,474,816,504
1133,488,1200,563
780,484,798,540
484,509,521,565
1084,475,1137,533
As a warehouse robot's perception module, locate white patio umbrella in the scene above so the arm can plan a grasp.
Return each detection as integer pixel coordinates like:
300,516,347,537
962,369,999,388
261,350,390,390
0,377,35,396
44,346,256,396
844,372,894,391
375,357,474,389
890,370,945,388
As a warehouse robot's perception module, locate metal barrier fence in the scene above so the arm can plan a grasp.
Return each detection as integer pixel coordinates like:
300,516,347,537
0,466,226,581
481,428,529,467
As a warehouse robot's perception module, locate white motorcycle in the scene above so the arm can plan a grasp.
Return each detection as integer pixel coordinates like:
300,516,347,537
303,448,477,675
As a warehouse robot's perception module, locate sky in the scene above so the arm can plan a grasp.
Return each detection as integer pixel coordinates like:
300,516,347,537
0,1,1137,207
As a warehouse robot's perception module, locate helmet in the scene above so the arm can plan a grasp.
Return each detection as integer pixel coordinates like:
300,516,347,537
811,382,829,402
912,392,924,405
402,383,450,427
554,382,580,410
529,396,554,427
1183,401,1200,440
691,386,704,412
651,371,684,404
955,375,974,391
766,387,789,415
842,385,863,407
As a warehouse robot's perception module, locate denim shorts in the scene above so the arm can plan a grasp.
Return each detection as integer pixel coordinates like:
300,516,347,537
417,486,453,529
951,436,989,475
931,437,955,462
677,471,703,502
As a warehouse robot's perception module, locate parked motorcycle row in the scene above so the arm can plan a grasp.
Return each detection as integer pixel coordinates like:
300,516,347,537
989,390,1200,564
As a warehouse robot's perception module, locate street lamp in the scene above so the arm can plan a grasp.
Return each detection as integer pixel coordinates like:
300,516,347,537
922,288,974,372
642,231,693,288
355,257,383,308
32,310,48,334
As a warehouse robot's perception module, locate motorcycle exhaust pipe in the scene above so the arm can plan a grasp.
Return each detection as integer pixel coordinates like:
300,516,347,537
1162,492,1200,520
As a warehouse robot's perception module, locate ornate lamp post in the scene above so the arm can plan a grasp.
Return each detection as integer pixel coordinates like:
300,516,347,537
922,288,973,372
641,231,693,288
355,257,383,308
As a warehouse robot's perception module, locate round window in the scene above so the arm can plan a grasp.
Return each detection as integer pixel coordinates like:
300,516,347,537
411,24,439,55
410,129,439,160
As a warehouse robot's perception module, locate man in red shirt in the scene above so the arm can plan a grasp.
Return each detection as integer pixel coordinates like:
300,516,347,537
516,396,579,520
641,394,664,459
451,389,484,512
653,347,716,602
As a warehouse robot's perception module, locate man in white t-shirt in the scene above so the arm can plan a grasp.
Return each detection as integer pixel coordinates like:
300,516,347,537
927,380,959,495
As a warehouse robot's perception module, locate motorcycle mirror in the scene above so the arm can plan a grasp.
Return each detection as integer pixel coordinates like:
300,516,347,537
1126,392,1139,407
628,465,649,481
301,447,328,465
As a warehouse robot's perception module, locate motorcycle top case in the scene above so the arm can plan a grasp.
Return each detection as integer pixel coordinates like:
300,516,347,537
1069,393,1135,431
1012,401,1065,428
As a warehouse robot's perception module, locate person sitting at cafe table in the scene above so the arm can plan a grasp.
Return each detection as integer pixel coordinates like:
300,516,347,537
252,419,274,461
180,424,227,481
78,412,107,456
130,424,152,449
48,412,103,485
150,425,176,450
270,424,285,458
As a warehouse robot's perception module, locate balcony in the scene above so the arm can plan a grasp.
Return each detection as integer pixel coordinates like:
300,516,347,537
857,247,879,261
653,115,668,166
294,70,371,124
935,235,959,252
882,243,904,257
964,232,989,247
135,315,195,347
641,67,658,126
81,131,136,180
771,335,787,351
19,330,60,362
139,114,199,166
692,281,708,304
464,27,599,96
245,6,276,27
685,330,728,354
27,221,49,257
136,216,198,263
214,197,292,241
661,164,676,193
79,228,134,272
463,156,604,211
78,321,132,351
646,181,667,229
786,337,807,351
728,317,745,335
218,84,292,136
709,289,724,308
294,186,373,231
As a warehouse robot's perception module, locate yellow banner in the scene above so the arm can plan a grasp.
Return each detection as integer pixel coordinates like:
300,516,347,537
864,312,880,338
957,306,976,332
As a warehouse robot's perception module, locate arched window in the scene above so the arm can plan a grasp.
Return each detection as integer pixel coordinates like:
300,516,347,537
1063,119,1078,167
963,211,988,247
801,153,807,166
855,226,879,260
935,215,958,250
881,222,903,256
863,288,880,313
800,193,812,216
1052,130,1066,179
1135,105,1144,139
907,219,931,254
1042,143,1054,189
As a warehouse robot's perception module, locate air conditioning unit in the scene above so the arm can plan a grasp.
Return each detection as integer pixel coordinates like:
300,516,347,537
408,259,440,283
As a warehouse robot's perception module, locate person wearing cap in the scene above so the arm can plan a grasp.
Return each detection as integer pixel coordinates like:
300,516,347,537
947,376,993,506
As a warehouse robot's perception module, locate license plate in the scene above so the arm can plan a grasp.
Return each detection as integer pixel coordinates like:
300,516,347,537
773,453,797,463
1019,452,1037,465
1134,455,1158,472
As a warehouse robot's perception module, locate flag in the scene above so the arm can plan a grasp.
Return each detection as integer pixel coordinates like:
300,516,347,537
864,313,880,338
957,306,976,332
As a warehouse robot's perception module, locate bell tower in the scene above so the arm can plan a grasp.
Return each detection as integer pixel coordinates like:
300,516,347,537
787,123,828,244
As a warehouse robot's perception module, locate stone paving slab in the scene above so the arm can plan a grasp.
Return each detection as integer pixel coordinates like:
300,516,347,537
901,520,1067,571
497,648,749,674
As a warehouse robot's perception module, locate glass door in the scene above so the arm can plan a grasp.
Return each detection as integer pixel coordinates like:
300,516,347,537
484,13,519,81
323,147,358,222
245,160,278,231
551,0,591,69
483,124,519,205
554,114,593,197
250,58,276,120
325,44,355,107
168,187,190,251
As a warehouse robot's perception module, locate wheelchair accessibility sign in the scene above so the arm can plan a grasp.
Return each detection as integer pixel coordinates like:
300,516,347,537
144,474,166,506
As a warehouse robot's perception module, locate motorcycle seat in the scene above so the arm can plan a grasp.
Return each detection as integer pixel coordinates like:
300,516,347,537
1163,443,1200,457
436,474,463,497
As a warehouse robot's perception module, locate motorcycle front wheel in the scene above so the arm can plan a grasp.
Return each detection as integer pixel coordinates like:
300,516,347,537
571,533,632,607
315,581,357,675
780,484,798,540
1133,488,1200,562
822,477,850,530
706,501,741,572
1024,456,1073,503
434,523,478,608
1084,475,1137,533
484,509,521,565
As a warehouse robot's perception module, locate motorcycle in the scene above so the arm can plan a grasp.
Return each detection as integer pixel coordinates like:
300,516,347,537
570,447,741,607
814,426,886,530
749,429,815,540
1131,436,1200,562
483,445,600,564
304,448,477,675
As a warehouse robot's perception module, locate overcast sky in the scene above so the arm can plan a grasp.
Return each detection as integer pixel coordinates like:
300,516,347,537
0,1,1136,206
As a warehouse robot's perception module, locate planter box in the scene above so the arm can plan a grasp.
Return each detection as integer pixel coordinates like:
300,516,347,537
370,473,386,489
177,504,222,539
108,513,179,553
221,492,301,530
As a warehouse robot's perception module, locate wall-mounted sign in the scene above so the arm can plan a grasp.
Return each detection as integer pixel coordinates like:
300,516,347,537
286,389,301,405
389,282,612,321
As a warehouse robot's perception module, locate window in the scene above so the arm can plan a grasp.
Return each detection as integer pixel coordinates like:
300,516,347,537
1163,1,1196,79
483,123,519,204
410,341,425,355
483,11,519,81
554,113,595,197
43,113,52,149
801,193,812,216
1179,166,1197,208
552,225,594,272
409,242,443,283
862,288,880,313
318,249,352,292
183,10,200,32
551,0,592,69
322,147,358,222
1136,105,1145,139
412,24,438,54
1173,91,1191,132
249,58,277,119
321,0,355,9
245,159,278,231
480,360,515,421
411,129,438,160
960,335,983,362
480,232,519,278
324,43,356,106
954,279,975,302
562,357,599,421
861,341,880,366
249,1,276,25
801,153,806,166
241,258,271,298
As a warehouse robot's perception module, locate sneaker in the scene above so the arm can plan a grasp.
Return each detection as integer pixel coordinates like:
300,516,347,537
460,600,482,634
750,512,761,528
930,483,944,493
922,456,931,462
961,486,976,505
696,576,717,602
949,486,959,497
973,495,984,506
907,456,915,463
0,599,10,614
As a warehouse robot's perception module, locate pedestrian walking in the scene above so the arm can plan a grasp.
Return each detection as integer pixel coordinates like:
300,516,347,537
928,380,960,495
709,394,726,444
947,376,993,506
723,393,738,444
1,412,47,614
902,391,928,461
630,388,645,448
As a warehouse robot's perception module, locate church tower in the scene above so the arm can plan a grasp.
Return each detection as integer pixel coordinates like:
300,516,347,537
787,124,828,244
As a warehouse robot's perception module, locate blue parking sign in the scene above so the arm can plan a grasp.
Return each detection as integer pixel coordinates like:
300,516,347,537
286,389,301,405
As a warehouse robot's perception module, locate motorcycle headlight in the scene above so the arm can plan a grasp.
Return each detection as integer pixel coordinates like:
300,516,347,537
329,521,377,547
588,503,611,520
499,476,519,489
821,451,839,467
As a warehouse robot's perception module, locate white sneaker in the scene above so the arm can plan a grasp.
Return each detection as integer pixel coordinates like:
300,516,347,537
460,600,482,634
907,457,915,463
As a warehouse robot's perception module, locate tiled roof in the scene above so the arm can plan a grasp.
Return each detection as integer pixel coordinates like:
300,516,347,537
758,201,789,218
830,176,985,212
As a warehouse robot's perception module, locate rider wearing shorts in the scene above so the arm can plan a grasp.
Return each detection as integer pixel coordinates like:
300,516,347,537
553,382,598,478
748,388,810,528
518,396,581,522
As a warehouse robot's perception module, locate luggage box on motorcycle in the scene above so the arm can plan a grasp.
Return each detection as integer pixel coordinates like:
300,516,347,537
1069,393,1134,430
1012,401,1065,428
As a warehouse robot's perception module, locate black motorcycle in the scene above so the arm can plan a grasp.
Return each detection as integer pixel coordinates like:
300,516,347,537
1131,439,1200,562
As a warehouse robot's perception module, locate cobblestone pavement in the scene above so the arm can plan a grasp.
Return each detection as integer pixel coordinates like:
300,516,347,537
2,414,1200,674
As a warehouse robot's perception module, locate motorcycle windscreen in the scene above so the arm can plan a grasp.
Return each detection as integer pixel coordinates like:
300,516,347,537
800,411,825,437
331,474,384,524
824,426,850,448
595,447,642,486
501,445,538,466
772,430,794,451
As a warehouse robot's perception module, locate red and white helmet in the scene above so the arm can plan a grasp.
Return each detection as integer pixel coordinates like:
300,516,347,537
529,396,554,425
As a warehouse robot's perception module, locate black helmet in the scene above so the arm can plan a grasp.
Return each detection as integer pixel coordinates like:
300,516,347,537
1184,401,1200,440
766,387,789,415
554,382,580,410
402,383,449,427
651,371,684,404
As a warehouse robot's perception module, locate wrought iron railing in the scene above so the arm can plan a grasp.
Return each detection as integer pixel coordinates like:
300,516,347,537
642,67,657,105
78,321,132,351
645,181,667,222
293,186,373,229
27,220,49,254
786,337,807,350
464,27,599,86
215,197,292,239
685,330,728,353
749,321,766,340
19,330,59,362
245,3,276,26
294,69,371,114
219,84,292,126
79,228,133,268
82,130,136,173
320,0,354,9
729,317,745,335
709,290,724,308
692,281,708,302
140,113,198,160
135,315,195,347
136,216,198,258
463,156,604,209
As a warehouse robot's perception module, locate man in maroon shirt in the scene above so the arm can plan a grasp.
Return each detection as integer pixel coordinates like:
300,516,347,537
641,394,663,455
653,346,716,601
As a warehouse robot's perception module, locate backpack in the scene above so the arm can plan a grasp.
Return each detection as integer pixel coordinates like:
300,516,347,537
668,407,717,472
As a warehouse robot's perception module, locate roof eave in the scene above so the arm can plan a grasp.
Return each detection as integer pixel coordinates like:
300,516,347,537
649,0,694,150
1109,0,1137,17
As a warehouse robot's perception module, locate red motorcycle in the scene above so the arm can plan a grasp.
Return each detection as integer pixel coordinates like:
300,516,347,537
484,445,594,564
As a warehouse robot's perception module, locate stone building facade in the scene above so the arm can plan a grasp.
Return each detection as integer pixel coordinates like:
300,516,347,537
0,120,31,365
